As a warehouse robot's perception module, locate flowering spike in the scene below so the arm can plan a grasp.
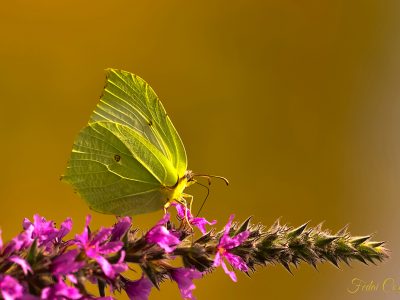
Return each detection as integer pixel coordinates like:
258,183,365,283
0,214,389,299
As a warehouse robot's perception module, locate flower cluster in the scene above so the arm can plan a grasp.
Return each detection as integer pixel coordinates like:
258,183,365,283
0,205,389,300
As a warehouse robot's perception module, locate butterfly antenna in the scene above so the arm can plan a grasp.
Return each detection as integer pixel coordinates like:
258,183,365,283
194,180,210,217
192,174,229,186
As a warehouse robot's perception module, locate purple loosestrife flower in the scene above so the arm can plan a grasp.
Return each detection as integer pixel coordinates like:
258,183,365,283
23,215,72,250
213,215,250,282
0,275,23,300
170,268,202,300
75,216,128,279
171,203,216,234
124,275,153,300
0,229,3,251
145,213,179,253
41,279,82,300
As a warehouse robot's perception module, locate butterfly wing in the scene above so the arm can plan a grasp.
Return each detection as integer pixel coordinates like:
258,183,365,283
90,69,187,177
63,121,178,215
62,69,188,215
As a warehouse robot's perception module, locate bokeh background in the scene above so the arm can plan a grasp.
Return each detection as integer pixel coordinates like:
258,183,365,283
1,1,400,299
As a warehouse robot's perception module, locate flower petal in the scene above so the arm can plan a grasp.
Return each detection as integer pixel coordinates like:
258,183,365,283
58,218,73,240
223,215,235,236
110,217,131,241
171,202,192,219
220,259,237,282
98,241,124,254
212,251,222,268
91,228,112,246
9,256,32,275
111,250,128,274
0,275,24,300
87,250,115,279
170,268,202,300
224,252,248,272
191,217,216,234
156,213,170,226
221,230,250,250
41,280,82,300
51,249,85,276
146,219,180,253
124,275,153,300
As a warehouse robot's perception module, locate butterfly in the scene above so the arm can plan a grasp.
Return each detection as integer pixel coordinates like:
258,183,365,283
62,69,227,216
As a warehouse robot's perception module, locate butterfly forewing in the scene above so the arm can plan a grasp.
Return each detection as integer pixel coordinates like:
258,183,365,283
90,69,187,176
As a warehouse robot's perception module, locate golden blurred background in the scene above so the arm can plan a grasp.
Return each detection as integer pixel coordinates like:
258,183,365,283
1,1,400,299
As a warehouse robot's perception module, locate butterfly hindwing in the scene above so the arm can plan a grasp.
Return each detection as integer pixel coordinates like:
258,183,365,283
63,121,178,215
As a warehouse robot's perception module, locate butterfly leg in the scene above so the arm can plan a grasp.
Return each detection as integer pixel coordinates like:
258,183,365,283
181,193,194,214
177,194,194,232
163,201,171,215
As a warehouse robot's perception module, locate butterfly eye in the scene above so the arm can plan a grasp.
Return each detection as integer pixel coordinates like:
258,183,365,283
114,154,121,162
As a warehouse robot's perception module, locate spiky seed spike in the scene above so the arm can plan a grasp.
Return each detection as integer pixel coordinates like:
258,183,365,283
287,221,310,239
351,236,371,246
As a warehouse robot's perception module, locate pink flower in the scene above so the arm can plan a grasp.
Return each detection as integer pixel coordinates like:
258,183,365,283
0,275,23,300
22,215,72,250
124,275,153,300
213,215,249,282
0,229,3,251
170,268,202,300
75,215,127,279
171,203,216,234
145,214,179,253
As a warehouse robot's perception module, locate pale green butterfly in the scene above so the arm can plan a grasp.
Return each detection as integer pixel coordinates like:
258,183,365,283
62,69,227,216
